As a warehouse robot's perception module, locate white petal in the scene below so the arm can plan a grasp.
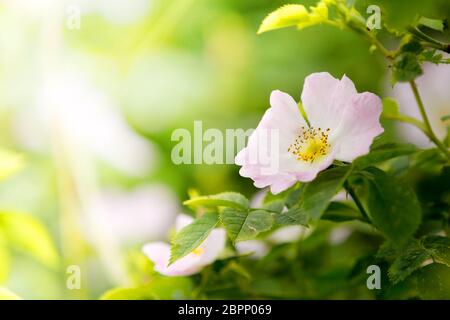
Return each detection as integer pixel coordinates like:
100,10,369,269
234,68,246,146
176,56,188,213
143,241,205,276
268,226,312,244
175,214,194,232
268,90,307,133
269,176,298,194
198,228,226,265
236,240,269,259
333,92,384,162
142,242,171,272
301,72,357,130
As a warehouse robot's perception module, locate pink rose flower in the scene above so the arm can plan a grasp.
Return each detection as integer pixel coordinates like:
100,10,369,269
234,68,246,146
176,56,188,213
236,72,383,194
142,214,226,276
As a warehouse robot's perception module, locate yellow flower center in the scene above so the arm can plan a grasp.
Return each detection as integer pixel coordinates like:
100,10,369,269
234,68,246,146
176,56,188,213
288,126,330,162
191,247,204,256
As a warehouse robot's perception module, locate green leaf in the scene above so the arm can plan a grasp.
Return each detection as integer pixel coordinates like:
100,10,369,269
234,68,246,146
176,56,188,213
421,49,444,64
353,143,419,169
0,287,21,300
417,263,450,300
169,212,219,265
258,4,308,34
379,237,450,285
322,202,361,222
392,52,423,83
358,167,421,244
422,236,450,267
0,150,25,181
376,241,399,261
275,205,309,226
418,17,446,32
0,212,59,268
285,185,303,208
381,97,399,118
400,39,424,55
301,166,352,220
257,2,329,34
388,241,431,284
101,277,193,300
183,192,249,210
348,255,378,280
411,148,447,170
221,209,274,243
264,184,303,209
262,200,285,213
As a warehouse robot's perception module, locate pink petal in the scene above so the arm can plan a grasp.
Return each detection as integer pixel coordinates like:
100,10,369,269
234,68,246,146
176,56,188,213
268,90,307,133
143,242,203,276
301,72,357,131
198,228,226,264
333,92,384,162
175,214,194,232
270,178,297,194
235,87,333,194
143,226,226,276
142,242,171,271
235,76,376,194
235,90,313,194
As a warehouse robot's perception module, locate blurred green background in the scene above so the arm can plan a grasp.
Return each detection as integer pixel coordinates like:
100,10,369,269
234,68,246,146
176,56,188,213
0,0,448,299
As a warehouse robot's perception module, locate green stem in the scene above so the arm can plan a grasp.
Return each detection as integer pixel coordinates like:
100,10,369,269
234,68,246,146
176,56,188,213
409,80,450,160
365,30,393,59
324,20,344,29
382,113,427,132
344,182,370,223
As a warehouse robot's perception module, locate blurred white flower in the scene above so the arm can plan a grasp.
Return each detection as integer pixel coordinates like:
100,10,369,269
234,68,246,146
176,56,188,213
143,214,226,276
328,226,352,245
236,240,269,259
88,184,179,245
14,71,155,176
390,60,450,148
268,225,312,244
